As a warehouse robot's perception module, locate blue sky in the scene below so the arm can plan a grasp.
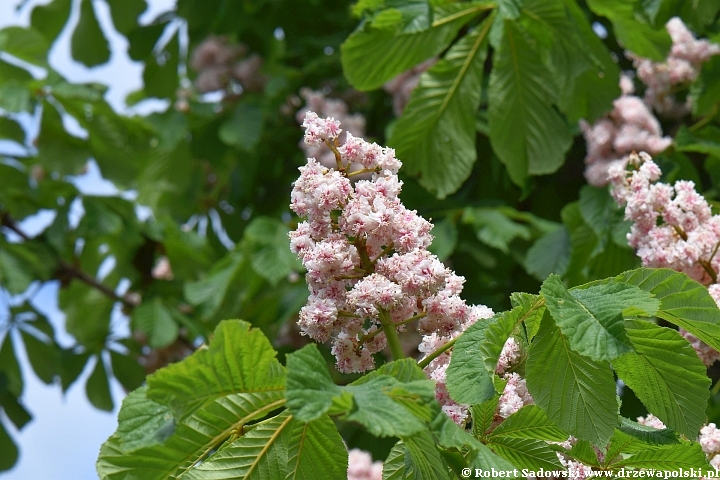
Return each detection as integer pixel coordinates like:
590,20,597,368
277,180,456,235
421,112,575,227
0,0,174,478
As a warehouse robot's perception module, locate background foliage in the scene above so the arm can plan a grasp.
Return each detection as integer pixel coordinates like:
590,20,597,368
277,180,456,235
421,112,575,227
0,0,719,475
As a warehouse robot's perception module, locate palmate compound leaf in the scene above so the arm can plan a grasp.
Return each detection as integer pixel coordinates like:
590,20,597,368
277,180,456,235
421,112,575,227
617,268,720,352
526,313,618,446
613,320,710,438
286,344,436,437
540,274,660,362
97,320,288,480
341,2,490,91
487,20,572,187
181,411,347,480
389,16,491,199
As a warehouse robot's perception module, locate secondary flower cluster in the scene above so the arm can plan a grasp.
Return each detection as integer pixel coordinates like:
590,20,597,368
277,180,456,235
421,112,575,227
190,36,266,94
290,112,493,373
638,416,720,473
582,17,719,186
347,449,383,480
609,151,720,365
383,58,436,116
630,17,720,117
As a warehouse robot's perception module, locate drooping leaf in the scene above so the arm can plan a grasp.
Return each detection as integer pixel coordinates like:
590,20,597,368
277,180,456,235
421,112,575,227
526,314,617,445
0,117,25,144
20,329,59,385
525,227,571,281
109,350,146,392
142,32,180,99
71,0,111,67
617,268,720,352
0,26,49,66
488,21,572,186
132,298,179,349
86,355,114,412
540,275,659,362
0,421,18,471
30,0,72,43
613,320,710,438
341,2,487,90
445,318,496,405
389,18,490,198
105,0,147,35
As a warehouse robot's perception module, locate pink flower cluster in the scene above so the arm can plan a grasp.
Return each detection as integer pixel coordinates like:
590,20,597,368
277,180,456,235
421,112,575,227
581,85,672,186
582,18,719,186
610,152,720,366
290,112,492,373
295,88,367,169
347,449,382,480
630,17,720,117
190,36,266,94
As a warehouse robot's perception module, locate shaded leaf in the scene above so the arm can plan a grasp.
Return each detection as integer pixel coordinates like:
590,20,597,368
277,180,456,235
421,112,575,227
71,0,111,67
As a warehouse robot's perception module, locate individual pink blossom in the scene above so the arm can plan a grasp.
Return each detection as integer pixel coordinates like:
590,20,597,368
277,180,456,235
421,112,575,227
347,449,383,480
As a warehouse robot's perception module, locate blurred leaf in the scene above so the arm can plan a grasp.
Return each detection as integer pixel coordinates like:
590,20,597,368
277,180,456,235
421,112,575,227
428,217,457,261
0,82,31,113
143,32,179,99
0,389,32,430
38,100,91,175
462,207,532,253
60,281,113,349
219,102,264,151
341,2,485,90
184,251,244,318
586,0,671,61
488,21,572,186
132,298,179,349
0,335,22,397
244,216,297,285
109,350,146,392
20,329,59,384
106,0,147,35
390,19,490,198
525,227,570,280
0,59,32,83
0,421,18,471
0,117,25,143
87,355,114,412
30,0,72,43
60,349,91,392
0,26,49,66
71,0,111,67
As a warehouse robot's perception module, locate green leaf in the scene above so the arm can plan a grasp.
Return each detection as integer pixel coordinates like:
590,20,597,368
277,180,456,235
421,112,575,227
20,329,59,384
146,320,285,418
341,2,486,90
0,26,49,66
285,344,341,422
462,207,533,253
691,56,720,117
0,386,31,430
428,218,457,261
184,251,245,318
488,21,572,186
180,411,347,480
59,349,90,392
471,396,499,441
0,59,32,84
0,82,30,113
60,280,113,349
613,320,710,438
488,405,568,442
615,417,680,451
0,334,22,397
105,0,147,35
109,350,146,392
38,100,91,175
98,321,288,479
132,298,179,349
30,0,72,43
617,268,720,352
586,0,671,61
87,355,114,412
71,0,111,67
287,345,435,437
0,117,25,144
244,217,298,285
613,443,709,470
116,387,175,452
383,433,453,480
445,318,496,405
675,124,720,157
219,103,265,152
525,227,571,281
389,18,490,198
143,32,179,99
0,421,18,471
526,313,617,445
487,437,563,471
540,275,659,362
510,292,545,340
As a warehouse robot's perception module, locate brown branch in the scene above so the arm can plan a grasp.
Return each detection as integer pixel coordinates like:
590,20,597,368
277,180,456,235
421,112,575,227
1,211,136,309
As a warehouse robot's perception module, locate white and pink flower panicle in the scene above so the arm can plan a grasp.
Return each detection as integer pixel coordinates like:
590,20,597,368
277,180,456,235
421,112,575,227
290,112,493,378
609,151,720,366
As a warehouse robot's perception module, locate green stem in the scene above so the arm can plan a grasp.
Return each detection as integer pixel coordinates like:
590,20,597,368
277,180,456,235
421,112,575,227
688,103,720,132
359,312,426,345
418,338,456,369
378,308,405,360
